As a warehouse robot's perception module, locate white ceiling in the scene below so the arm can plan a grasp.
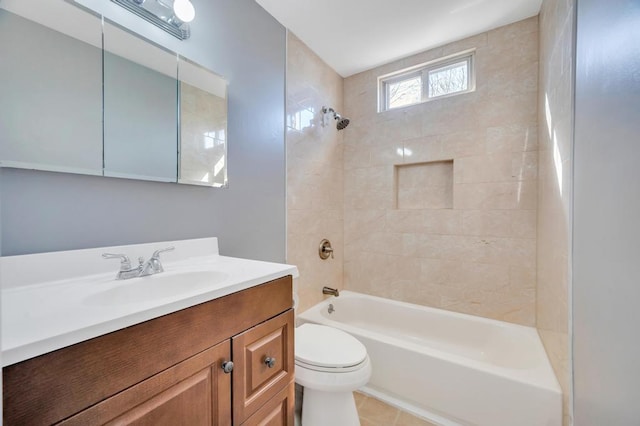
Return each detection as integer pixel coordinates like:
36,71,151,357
256,0,542,77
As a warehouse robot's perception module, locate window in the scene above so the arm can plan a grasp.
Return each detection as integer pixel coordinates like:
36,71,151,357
379,51,474,111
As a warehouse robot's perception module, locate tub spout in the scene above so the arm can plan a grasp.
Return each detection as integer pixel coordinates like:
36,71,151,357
322,286,339,297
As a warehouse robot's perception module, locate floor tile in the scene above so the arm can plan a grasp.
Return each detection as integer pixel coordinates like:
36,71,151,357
354,391,439,426
354,391,368,409
396,410,439,426
357,394,400,425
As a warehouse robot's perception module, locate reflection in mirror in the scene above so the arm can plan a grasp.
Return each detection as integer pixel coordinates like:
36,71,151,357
0,0,102,175
103,21,178,182
178,58,228,187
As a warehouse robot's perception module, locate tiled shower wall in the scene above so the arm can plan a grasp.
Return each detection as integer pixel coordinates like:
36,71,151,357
286,33,344,312
537,0,574,423
343,17,539,326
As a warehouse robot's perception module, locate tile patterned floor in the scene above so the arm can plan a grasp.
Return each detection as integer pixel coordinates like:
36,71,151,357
354,392,438,426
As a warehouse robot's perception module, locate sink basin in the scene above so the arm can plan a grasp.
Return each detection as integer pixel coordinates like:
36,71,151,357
84,270,229,306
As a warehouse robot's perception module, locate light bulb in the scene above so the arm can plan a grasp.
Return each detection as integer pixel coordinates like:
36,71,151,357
173,0,195,23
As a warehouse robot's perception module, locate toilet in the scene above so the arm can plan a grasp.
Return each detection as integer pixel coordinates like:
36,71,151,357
295,323,372,426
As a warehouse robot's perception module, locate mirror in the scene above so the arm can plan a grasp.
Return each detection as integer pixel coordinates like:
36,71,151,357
0,0,228,188
103,21,179,182
0,1,103,176
178,58,228,187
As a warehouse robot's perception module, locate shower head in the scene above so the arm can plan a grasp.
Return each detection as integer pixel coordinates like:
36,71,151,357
335,113,350,130
322,106,350,131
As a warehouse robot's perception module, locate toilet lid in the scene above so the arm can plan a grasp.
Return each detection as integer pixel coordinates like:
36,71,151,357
295,324,367,368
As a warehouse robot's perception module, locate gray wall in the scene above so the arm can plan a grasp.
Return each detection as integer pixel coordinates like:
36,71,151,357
0,0,287,261
573,0,640,424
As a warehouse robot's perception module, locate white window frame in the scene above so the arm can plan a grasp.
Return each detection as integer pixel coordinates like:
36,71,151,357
378,50,476,112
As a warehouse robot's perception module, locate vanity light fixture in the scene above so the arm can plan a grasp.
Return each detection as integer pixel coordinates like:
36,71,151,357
172,0,195,23
111,0,196,40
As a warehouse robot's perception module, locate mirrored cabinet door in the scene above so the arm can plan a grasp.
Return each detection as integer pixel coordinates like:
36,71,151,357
103,21,179,182
178,58,228,187
0,1,103,175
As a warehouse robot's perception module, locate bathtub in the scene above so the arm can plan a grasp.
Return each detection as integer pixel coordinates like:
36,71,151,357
297,291,561,426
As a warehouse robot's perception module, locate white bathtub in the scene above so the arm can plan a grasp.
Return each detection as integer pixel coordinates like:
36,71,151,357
297,291,561,426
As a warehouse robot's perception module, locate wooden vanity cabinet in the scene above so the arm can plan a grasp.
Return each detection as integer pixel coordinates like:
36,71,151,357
59,340,233,426
3,276,294,426
242,381,295,426
233,310,294,424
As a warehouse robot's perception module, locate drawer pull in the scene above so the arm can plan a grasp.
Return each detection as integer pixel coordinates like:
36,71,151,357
221,361,234,374
264,357,277,368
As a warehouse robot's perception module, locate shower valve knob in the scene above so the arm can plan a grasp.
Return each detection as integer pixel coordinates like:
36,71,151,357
319,239,334,260
264,357,276,368
221,361,234,374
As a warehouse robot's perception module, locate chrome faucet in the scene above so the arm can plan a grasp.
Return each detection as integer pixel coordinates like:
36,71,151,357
103,246,174,280
140,247,175,276
322,286,339,297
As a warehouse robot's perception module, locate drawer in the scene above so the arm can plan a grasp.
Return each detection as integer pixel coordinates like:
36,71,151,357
232,309,294,424
241,380,295,426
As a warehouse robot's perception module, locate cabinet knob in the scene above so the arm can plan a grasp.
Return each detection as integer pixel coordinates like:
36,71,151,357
264,357,276,368
221,361,234,374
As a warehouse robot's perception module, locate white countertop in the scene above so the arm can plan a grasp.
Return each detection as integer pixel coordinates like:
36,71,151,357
1,238,298,366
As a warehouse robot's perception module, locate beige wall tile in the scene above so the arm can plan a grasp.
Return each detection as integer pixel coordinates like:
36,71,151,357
460,209,536,239
487,57,538,95
344,209,386,241
439,130,485,159
453,181,537,210
344,187,395,210
450,261,510,290
400,47,445,71
343,17,539,326
478,92,538,127
371,143,404,166
486,123,538,154
386,209,464,235
510,209,537,238
402,136,443,163
537,0,573,423
462,210,512,236
453,151,537,184
442,32,488,56
286,33,344,312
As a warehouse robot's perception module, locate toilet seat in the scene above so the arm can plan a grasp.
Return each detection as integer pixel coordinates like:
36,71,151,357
294,323,372,424
295,323,367,370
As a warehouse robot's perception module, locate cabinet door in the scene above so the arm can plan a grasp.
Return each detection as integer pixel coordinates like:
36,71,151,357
58,340,232,426
232,310,294,424
241,380,295,426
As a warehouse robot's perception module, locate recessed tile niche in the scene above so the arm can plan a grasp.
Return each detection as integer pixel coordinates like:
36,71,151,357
395,160,454,209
